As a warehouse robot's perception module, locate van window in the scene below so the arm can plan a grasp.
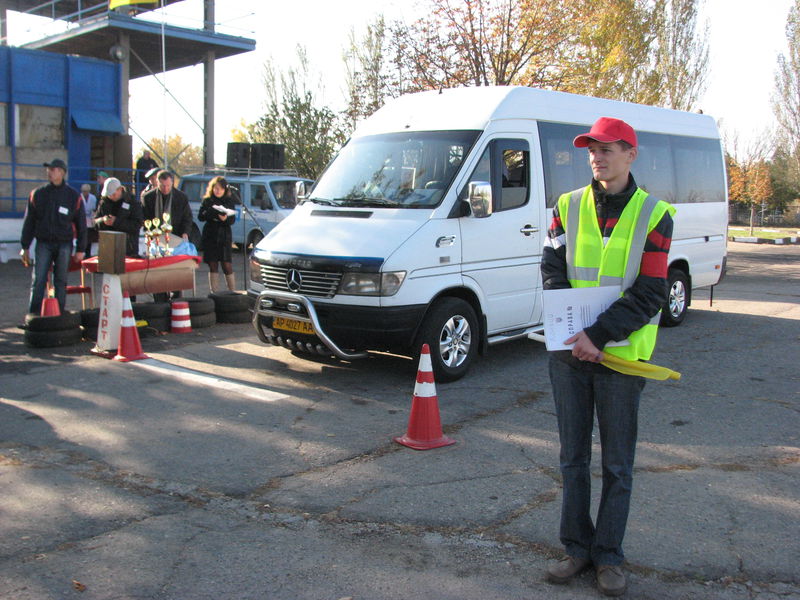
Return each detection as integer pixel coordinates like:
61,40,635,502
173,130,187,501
252,184,271,210
182,180,204,203
538,121,726,207
310,130,480,208
460,139,529,213
270,181,297,209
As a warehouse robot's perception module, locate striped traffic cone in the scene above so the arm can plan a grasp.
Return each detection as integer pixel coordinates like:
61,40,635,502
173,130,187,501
114,293,148,362
170,300,192,333
394,344,456,450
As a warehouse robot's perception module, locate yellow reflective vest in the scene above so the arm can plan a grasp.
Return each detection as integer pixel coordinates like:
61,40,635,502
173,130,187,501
557,185,676,361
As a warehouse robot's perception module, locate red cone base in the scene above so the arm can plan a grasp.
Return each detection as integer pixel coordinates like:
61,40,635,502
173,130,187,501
114,294,148,362
394,343,455,450
40,296,61,316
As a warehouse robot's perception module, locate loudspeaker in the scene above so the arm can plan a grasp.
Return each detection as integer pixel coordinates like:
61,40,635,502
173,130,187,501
250,143,286,170
98,231,126,274
226,142,251,169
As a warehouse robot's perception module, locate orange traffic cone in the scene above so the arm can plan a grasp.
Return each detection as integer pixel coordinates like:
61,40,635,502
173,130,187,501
41,284,61,316
394,344,456,450
114,293,148,362
170,300,191,333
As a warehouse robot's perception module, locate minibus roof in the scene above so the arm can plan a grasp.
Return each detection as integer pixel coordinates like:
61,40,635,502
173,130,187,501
354,86,719,140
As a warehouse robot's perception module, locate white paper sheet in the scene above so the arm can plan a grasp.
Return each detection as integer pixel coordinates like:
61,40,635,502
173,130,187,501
542,286,630,351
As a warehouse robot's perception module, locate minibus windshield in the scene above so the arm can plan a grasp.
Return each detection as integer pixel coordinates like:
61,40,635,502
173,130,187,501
308,130,480,208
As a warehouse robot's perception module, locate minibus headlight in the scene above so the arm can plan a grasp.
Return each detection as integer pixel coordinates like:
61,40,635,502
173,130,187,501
340,271,406,296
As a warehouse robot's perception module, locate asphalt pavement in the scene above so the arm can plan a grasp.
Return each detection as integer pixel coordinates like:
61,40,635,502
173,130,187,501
0,243,798,600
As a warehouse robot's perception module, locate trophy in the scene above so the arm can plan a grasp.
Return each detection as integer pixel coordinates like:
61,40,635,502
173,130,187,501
151,217,162,256
161,212,173,256
144,219,153,258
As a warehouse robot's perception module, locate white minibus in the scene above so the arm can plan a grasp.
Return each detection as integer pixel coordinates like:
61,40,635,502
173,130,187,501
248,86,727,381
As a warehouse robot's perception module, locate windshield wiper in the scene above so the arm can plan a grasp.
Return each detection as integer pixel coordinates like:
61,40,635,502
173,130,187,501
336,197,404,208
302,197,340,206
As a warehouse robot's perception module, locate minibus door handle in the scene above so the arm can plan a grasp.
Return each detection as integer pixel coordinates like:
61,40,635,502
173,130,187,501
520,224,539,236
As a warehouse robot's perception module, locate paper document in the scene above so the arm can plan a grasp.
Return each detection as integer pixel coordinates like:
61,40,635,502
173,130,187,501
213,204,236,216
542,287,630,351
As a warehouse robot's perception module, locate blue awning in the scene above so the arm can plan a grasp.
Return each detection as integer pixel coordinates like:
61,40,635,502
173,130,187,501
71,109,124,134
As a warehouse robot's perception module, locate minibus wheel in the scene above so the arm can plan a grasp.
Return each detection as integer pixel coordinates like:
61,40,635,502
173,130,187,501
661,268,689,327
414,297,478,382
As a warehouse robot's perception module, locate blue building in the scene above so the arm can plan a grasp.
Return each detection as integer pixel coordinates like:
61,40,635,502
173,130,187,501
0,46,124,217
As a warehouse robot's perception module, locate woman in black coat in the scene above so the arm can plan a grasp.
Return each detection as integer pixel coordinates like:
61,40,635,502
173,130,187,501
198,176,238,292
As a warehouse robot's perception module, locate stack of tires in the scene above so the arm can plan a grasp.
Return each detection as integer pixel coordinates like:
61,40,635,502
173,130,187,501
23,311,83,348
180,297,216,329
133,302,171,337
209,291,252,324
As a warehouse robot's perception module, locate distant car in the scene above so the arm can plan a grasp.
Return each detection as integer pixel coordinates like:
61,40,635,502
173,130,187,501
179,171,314,250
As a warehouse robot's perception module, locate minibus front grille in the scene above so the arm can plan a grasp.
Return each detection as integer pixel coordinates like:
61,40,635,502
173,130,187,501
260,265,341,298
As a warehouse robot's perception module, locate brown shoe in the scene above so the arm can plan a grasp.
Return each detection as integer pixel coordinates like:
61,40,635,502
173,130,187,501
596,564,627,596
546,555,591,584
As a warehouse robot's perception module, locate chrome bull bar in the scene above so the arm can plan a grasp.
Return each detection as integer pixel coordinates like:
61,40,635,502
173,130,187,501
252,290,368,360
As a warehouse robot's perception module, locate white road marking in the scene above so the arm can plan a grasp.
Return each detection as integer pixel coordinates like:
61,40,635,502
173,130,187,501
131,358,286,402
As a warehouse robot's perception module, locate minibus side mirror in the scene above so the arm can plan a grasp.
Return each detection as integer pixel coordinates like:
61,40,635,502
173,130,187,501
468,181,492,218
295,180,309,200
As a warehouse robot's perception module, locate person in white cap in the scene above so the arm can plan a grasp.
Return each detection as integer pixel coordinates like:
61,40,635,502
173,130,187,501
542,117,675,597
94,177,144,258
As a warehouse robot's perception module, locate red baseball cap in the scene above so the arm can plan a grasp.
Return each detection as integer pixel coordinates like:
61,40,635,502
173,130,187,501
573,117,637,148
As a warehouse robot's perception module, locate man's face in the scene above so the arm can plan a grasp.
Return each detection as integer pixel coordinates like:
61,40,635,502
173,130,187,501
587,141,637,188
158,176,173,195
47,167,65,185
110,187,123,201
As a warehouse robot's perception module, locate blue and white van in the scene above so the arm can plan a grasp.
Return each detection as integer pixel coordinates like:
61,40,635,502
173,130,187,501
248,86,728,381
179,171,314,250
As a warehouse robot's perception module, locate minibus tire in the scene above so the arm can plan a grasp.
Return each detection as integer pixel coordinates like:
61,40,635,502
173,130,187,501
661,268,689,327
414,298,478,382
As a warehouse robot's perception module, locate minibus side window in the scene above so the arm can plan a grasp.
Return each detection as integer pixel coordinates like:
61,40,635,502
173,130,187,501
635,132,676,204
671,136,726,203
252,184,270,210
459,139,530,213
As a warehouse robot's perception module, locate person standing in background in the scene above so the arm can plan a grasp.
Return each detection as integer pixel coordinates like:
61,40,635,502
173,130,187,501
135,150,159,198
80,183,98,257
198,176,237,292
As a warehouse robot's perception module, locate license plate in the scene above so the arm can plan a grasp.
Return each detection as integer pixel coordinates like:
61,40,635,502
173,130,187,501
272,316,314,335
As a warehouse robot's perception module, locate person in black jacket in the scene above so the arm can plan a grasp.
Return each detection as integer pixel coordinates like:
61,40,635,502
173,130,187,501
141,170,193,300
198,176,238,292
94,178,144,258
20,158,86,314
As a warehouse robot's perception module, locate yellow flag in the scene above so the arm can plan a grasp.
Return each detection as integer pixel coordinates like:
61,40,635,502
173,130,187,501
109,0,159,9
601,354,681,381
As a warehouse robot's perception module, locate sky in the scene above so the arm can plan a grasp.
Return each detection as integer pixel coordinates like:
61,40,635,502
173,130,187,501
7,0,796,163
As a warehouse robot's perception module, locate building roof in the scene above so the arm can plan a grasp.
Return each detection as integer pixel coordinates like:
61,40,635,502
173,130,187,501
21,11,255,78
3,0,185,22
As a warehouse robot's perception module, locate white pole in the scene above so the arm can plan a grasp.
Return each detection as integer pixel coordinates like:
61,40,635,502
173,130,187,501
161,0,167,170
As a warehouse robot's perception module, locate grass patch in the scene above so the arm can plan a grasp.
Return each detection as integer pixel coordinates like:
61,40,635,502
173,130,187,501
728,227,800,239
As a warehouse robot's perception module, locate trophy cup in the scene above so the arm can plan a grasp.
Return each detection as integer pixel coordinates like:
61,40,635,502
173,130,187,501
161,212,173,256
151,217,162,256
144,219,153,258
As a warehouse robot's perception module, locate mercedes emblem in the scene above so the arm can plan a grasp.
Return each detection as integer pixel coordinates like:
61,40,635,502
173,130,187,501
286,269,303,292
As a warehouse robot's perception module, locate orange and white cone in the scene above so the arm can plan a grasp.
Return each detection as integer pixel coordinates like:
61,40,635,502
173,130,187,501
170,300,191,333
114,293,148,362
394,343,456,450
41,285,60,316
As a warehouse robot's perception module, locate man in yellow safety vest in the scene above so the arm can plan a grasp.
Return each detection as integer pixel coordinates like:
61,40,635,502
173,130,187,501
541,117,675,597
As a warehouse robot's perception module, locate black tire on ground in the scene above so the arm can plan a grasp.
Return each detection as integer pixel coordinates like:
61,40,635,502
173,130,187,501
82,326,98,341
24,311,81,332
190,311,216,329
412,297,479,383
179,297,215,316
246,230,263,252
215,309,252,324
209,291,251,313
140,316,170,332
132,301,172,319
660,268,690,327
80,308,100,328
24,327,83,348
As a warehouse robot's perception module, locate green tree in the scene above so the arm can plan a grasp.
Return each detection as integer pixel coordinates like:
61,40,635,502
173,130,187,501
239,48,346,179
144,135,204,178
772,0,800,200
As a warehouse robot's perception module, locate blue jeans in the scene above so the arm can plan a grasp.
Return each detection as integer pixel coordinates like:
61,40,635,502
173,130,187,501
549,354,645,566
29,241,72,314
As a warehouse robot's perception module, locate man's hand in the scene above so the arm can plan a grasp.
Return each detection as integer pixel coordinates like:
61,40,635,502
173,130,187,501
182,234,189,241
74,252,85,263
219,213,227,221
103,215,116,226
564,330,604,363
20,249,30,268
